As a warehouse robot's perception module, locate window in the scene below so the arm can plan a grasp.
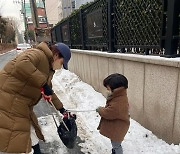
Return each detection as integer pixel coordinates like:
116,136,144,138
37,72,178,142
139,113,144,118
72,1,75,9
38,17,46,23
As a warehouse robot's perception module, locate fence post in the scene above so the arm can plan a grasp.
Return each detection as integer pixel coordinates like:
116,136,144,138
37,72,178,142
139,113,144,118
107,0,115,52
80,9,86,49
145,49,150,55
164,0,179,57
58,24,63,43
68,19,72,48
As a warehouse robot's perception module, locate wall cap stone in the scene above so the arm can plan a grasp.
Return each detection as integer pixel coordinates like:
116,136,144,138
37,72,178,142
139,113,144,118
71,49,180,68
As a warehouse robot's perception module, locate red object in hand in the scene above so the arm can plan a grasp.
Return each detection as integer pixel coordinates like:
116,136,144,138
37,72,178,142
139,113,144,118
63,112,69,118
41,88,51,101
63,112,77,120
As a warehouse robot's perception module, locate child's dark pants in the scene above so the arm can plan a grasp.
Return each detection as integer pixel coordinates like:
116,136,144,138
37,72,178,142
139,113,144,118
111,140,123,154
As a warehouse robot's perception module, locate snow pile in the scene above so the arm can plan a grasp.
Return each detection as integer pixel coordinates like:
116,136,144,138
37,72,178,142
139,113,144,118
39,69,180,154
52,69,110,154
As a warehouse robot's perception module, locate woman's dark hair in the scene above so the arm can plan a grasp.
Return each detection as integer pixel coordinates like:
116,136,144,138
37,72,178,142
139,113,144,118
103,73,128,91
50,44,64,58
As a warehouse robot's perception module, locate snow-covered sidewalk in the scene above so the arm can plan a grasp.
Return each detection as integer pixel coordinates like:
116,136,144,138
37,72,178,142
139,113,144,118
39,69,180,154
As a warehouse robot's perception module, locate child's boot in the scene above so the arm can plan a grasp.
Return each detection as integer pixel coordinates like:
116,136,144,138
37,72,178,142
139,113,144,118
32,143,42,154
112,149,116,154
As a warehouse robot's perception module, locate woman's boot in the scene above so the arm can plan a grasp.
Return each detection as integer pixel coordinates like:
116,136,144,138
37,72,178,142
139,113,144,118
112,149,116,154
32,143,42,154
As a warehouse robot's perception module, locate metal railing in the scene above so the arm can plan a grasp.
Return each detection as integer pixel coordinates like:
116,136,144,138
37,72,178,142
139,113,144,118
51,0,180,57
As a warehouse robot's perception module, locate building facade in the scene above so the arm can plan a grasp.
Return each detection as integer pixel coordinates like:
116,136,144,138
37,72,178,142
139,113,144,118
25,0,48,30
44,0,94,25
45,0,75,24
60,0,94,19
61,0,75,19
27,7,47,30
58,0,63,21
45,0,60,26
75,0,94,9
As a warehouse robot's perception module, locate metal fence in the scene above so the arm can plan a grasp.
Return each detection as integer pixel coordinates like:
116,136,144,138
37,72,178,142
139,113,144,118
51,0,180,57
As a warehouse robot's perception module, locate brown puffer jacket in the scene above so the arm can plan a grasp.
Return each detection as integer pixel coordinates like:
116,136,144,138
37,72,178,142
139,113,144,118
97,87,130,142
0,42,63,153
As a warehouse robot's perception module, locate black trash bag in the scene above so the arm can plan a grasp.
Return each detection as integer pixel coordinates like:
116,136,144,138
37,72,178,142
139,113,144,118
57,116,77,149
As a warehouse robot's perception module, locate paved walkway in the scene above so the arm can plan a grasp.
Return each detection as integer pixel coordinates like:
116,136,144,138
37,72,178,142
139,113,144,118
34,100,85,154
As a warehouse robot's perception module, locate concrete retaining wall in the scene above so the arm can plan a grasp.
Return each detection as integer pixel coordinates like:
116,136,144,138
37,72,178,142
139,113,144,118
68,49,180,144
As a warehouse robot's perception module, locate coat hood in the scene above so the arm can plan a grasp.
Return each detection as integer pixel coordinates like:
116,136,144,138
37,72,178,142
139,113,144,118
37,42,53,63
107,87,127,101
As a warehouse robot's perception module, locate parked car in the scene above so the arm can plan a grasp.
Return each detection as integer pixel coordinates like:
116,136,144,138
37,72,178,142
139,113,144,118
16,43,32,54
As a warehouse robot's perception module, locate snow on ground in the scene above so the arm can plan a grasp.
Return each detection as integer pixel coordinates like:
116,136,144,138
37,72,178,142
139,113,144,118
38,69,180,154
38,115,70,154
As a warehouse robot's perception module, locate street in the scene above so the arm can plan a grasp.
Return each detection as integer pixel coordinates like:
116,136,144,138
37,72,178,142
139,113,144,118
0,50,85,154
0,50,17,70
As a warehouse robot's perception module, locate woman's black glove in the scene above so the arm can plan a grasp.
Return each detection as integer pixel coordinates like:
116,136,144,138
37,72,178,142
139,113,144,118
59,107,66,114
43,83,53,96
59,108,77,120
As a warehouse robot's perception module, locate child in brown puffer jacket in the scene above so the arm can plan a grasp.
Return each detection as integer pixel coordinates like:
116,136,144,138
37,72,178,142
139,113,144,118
96,73,130,154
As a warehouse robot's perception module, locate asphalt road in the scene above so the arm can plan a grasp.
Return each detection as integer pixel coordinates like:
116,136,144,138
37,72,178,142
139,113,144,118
0,50,17,70
0,50,85,154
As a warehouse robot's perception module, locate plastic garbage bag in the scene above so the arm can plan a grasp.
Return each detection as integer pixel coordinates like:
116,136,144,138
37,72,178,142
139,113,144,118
57,116,77,149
